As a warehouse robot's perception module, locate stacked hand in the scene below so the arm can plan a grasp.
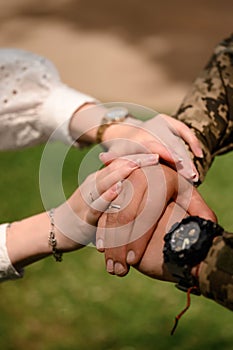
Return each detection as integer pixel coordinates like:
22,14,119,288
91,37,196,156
96,164,215,277
101,114,203,182
90,114,215,281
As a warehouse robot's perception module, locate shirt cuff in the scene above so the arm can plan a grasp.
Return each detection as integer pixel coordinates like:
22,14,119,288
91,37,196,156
39,84,98,145
0,224,24,282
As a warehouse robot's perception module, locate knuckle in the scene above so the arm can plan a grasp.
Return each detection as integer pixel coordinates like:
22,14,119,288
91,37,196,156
106,212,119,226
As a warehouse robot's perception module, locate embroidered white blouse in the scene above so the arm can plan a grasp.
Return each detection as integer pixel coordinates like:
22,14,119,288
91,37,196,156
0,48,96,280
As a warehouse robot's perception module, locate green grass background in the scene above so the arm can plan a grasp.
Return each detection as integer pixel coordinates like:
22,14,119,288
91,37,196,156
0,143,233,350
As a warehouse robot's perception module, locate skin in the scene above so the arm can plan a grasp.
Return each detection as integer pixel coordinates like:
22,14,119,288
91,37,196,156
6,155,158,272
96,165,216,277
135,201,215,282
69,103,203,182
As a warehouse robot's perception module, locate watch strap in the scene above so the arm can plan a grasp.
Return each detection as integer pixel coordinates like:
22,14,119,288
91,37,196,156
167,262,201,295
96,108,134,144
96,120,123,144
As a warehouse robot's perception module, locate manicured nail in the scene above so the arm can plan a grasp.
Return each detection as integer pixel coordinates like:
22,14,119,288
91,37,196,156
106,259,114,273
114,262,126,275
99,152,115,164
116,181,122,193
126,250,136,264
191,172,198,179
99,152,108,161
96,239,104,250
191,172,199,182
112,181,122,194
177,157,183,164
145,154,159,165
136,154,159,167
196,150,204,158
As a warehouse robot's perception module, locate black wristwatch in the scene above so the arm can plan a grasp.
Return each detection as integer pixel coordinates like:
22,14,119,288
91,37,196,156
163,216,223,294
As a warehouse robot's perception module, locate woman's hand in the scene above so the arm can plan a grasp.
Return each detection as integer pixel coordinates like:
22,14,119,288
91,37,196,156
101,114,203,182
54,153,159,251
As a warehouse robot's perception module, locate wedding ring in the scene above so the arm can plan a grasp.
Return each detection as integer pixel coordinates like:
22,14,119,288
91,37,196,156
108,204,121,210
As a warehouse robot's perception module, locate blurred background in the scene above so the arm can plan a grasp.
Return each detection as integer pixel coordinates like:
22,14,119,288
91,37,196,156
0,1,233,349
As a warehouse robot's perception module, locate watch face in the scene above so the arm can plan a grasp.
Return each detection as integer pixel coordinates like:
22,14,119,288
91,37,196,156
170,221,201,252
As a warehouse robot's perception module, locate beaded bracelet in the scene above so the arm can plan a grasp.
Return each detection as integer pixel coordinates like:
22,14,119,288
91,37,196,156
48,208,63,262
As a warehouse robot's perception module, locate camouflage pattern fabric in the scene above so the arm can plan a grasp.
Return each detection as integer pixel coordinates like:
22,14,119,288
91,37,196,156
174,35,233,310
199,231,233,311
174,34,233,183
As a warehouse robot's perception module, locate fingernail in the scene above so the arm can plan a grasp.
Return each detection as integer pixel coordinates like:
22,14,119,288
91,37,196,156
191,172,198,179
96,239,104,251
136,154,159,168
106,259,114,273
197,150,204,158
112,181,122,194
177,157,183,164
99,152,114,164
191,173,199,182
114,262,126,275
144,154,159,165
116,181,122,194
126,250,136,264
99,152,107,161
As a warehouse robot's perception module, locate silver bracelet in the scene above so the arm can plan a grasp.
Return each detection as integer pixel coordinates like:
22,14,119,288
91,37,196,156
48,209,63,262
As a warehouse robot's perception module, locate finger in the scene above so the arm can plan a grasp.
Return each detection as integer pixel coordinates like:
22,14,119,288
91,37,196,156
96,213,107,252
105,246,129,277
126,227,155,265
103,170,146,276
104,191,135,276
144,116,199,181
95,153,159,196
148,138,199,182
87,181,123,224
99,151,117,165
161,114,203,158
99,152,159,167
104,165,168,274
123,165,168,264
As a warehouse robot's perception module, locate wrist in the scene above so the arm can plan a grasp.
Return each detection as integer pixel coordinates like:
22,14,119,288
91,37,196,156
6,214,51,269
69,103,107,144
102,117,142,143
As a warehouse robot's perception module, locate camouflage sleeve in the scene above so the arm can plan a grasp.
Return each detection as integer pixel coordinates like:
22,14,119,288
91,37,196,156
173,34,233,183
199,231,233,311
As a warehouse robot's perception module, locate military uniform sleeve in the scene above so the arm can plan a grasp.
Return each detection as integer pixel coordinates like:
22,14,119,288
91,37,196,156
173,35,233,183
199,232,233,311
0,49,97,150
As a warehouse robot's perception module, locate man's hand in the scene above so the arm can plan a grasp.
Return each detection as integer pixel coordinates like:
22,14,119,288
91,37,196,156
135,202,216,282
96,164,215,277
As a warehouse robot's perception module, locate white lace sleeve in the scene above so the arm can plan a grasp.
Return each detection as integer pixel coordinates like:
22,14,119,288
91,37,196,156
0,49,97,149
0,224,24,281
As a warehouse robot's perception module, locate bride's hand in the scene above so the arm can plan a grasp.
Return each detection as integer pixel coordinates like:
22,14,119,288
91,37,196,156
54,153,159,251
